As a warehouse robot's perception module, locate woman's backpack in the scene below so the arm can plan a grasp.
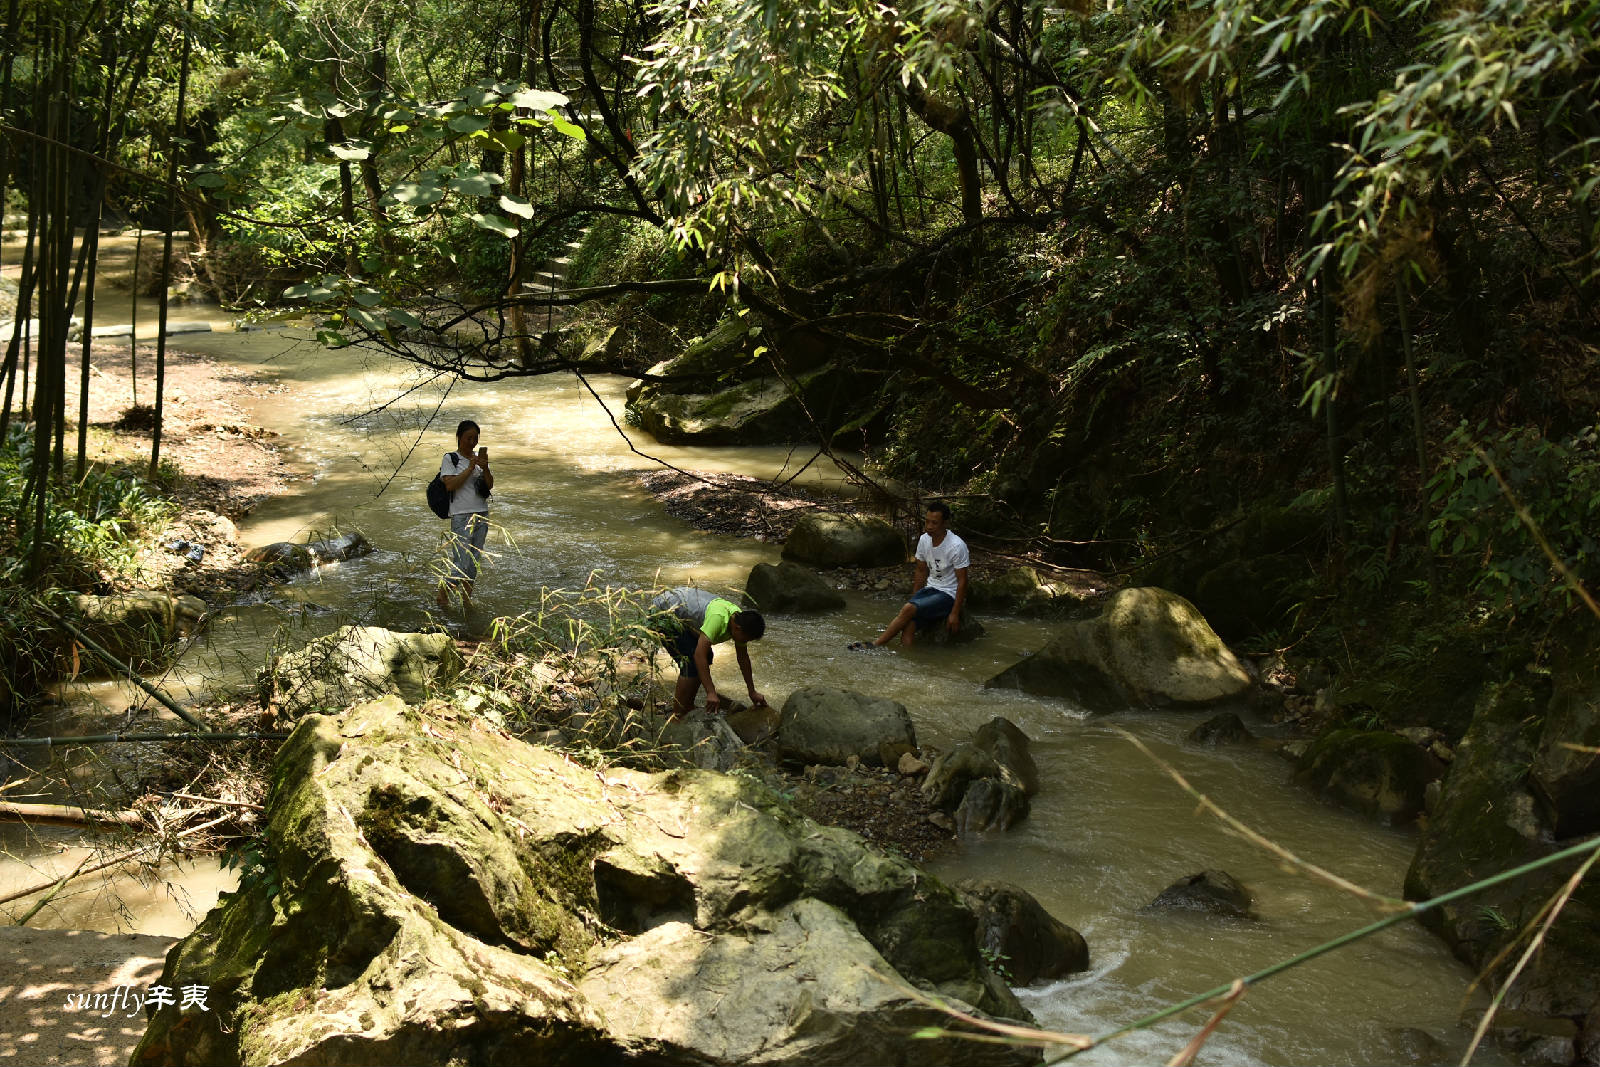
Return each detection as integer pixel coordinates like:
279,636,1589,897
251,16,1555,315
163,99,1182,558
426,454,453,519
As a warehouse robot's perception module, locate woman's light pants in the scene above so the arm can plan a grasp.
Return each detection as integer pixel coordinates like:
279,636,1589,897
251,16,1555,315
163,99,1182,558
447,512,488,586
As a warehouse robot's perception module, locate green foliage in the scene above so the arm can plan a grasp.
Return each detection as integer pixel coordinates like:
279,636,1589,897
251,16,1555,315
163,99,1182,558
447,580,674,767
0,428,177,591
1312,0,1600,282
1428,423,1600,618
221,829,281,901
0,425,180,721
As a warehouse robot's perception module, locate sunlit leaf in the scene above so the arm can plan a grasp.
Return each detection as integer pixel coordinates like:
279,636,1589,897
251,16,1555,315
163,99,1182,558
470,212,519,237
499,193,535,218
510,87,568,111
449,172,498,197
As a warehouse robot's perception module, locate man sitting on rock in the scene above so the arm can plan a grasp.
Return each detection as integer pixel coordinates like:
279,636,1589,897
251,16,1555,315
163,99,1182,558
856,501,969,649
650,586,768,716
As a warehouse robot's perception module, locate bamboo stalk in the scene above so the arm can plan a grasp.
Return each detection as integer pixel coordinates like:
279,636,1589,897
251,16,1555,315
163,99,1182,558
32,600,208,730
13,852,95,926
2,731,288,746
0,799,145,828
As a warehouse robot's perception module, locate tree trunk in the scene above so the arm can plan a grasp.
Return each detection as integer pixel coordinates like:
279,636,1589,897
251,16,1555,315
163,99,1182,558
900,81,983,226
150,0,195,481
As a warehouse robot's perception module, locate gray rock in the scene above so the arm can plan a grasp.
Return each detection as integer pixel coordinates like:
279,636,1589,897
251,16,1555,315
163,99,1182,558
580,901,1031,1065
69,591,208,663
308,530,374,565
725,702,782,746
927,610,987,645
777,686,917,766
660,711,747,772
247,531,373,578
973,717,1039,796
1385,1027,1449,1065
986,587,1252,712
742,560,846,613
132,696,1035,1066
1148,870,1256,919
1294,729,1445,825
782,512,906,568
966,567,1082,616
631,374,814,445
261,625,463,718
954,778,1030,833
1488,1011,1579,1066
1187,712,1254,746
956,879,1089,986
923,745,1004,811
244,540,314,577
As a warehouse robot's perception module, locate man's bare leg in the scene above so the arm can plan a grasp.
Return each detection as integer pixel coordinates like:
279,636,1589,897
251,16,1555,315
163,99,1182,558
873,603,918,647
671,674,701,716
900,619,918,648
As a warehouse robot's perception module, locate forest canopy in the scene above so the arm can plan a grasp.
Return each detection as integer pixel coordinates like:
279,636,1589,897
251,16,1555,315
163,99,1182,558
4,0,1599,649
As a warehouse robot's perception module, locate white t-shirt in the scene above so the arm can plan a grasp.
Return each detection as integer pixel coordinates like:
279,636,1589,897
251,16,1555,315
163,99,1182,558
916,530,969,598
441,452,490,515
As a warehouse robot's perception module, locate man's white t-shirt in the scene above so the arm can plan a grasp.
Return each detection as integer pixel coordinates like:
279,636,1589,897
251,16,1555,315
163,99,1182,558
441,452,490,515
916,530,969,598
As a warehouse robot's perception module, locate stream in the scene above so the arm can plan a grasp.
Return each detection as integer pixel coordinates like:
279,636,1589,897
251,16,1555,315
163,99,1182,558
2,246,1504,1064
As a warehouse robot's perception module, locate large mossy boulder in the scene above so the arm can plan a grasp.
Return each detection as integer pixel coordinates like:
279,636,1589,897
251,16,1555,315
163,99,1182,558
1405,679,1600,1034
955,879,1089,986
260,625,463,719
743,560,847,613
70,590,207,662
966,567,1087,617
1531,626,1600,838
630,373,816,445
777,686,918,767
626,314,875,446
782,512,906,568
985,586,1251,713
131,696,1035,1067
1294,729,1445,825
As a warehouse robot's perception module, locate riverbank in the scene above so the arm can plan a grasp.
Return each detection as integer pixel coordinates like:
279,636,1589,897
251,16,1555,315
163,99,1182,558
69,339,301,600
636,467,1110,601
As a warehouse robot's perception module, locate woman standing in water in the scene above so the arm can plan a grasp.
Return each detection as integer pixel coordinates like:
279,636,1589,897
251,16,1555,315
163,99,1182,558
437,419,494,607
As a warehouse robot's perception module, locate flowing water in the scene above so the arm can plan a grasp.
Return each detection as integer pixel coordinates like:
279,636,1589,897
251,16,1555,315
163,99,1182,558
2,245,1504,1063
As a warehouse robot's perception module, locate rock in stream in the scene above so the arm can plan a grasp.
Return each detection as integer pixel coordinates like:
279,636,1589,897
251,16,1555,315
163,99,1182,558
132,695,1039,1067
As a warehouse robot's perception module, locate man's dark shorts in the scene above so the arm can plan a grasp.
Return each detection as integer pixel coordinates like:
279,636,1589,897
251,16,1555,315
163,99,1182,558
666,625,712,679
909,587,955,626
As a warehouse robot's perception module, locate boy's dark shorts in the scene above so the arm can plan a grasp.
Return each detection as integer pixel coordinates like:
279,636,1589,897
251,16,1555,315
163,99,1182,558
909,587,955,626
665,625,712,679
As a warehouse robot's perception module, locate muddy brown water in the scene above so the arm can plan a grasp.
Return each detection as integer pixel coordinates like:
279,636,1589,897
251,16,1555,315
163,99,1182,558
2,245,1506,1064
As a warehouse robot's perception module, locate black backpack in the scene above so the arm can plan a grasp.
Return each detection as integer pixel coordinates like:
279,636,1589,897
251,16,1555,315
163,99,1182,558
426,454,453,519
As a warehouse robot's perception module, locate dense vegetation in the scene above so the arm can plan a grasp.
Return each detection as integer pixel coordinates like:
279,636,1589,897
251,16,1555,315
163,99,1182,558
4,0,1599,722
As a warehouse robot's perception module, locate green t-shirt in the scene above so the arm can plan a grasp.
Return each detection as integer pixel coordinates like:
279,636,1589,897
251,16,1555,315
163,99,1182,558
699,597,738,645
